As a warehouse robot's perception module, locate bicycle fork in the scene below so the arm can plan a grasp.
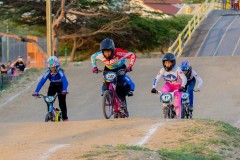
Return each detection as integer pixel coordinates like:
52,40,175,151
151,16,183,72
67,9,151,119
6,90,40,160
49,104,58,122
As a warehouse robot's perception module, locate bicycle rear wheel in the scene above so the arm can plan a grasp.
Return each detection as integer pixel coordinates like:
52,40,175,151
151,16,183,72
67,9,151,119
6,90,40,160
102,90,114,119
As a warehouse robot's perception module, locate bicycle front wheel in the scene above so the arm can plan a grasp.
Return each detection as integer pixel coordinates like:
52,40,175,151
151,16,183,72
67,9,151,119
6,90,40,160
181,104,186,119
45,112,53,122
102,90,114,119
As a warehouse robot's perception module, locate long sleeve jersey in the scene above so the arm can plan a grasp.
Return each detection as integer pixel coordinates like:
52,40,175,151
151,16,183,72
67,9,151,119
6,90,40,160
34,68,68,93
91,48,136,70
188,69,203,89
152,65,187,89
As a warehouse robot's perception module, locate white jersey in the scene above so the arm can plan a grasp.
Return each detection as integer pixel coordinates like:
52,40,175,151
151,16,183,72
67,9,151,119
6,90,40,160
152,65,187,88
190,69,203,89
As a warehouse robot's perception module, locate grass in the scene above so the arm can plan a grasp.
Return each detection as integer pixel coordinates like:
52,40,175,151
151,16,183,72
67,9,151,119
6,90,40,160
0,68,42,95
116,144,151,151
78,120,239,160
157,148,221,160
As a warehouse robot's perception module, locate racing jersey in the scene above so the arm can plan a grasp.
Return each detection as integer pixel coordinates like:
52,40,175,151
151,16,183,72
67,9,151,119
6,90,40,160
152,65,187,88
187,69,203,89
34,68,68,93
91,48,136,70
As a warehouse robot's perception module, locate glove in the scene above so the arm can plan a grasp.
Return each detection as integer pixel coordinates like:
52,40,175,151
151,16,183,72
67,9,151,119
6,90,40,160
92,67,98,73
178,86,185,92
126,67,132,72
196,88,200,92
62,90,67,95
32,92,38,97
151,88,158,93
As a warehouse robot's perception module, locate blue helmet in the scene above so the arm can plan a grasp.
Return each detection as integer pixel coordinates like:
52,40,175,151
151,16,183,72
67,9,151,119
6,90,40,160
181,60,190,71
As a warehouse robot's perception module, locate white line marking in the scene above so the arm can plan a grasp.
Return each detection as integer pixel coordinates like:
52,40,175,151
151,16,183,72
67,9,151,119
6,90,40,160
195,16,222,57
234,119,240,127
136,122,164,146
0,76,41,109
232,34,240,56
39,144,69,160
213,16,237,56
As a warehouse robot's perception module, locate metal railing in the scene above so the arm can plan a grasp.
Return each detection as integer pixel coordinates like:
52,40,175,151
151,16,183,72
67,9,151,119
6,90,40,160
0,75,19,91
168,0,222,56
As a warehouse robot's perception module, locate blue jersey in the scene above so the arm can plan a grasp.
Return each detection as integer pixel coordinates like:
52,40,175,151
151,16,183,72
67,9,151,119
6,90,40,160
34,68,68,93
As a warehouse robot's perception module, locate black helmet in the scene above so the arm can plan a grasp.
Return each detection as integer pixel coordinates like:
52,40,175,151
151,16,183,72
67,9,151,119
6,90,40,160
162,52,176,71
100,38,115,60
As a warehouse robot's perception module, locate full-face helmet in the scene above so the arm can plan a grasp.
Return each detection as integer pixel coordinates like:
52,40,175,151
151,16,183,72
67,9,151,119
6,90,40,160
100,38,115,60
181,60,190,71
162,53,176,71
47,56,60,68
47,56,60,76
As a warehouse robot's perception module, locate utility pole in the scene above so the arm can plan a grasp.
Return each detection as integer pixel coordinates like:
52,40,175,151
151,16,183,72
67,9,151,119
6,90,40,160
46,0,52,57
6,20,9,61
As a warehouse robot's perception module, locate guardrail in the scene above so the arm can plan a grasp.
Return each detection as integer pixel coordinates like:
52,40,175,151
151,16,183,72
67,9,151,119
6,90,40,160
168,0,222,56
0,75,19,91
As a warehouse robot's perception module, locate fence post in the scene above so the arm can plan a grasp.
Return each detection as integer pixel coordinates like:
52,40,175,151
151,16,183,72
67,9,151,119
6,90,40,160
65,47,68,64
193,17,196,30
0,75,3,91
188,22,191,38
178,34,182,56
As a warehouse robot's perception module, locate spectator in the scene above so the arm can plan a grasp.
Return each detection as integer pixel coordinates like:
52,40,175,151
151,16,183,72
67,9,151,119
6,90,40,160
12,56,26,73
6,61,14,76
231,0,235,9
234,0,239,10
222,0,226,9
0,64,8,75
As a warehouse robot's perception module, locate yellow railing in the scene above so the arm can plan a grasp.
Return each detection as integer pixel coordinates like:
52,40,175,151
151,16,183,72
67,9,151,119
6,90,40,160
168,0,223,56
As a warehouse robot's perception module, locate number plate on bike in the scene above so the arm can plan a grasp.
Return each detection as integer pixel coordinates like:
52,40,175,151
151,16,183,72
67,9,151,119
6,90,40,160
181,92,189,100
160,93,172,103
45,96,55,103
104,72,117,82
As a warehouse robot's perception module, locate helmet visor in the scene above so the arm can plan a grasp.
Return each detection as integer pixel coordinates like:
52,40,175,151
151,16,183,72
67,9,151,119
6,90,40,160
181,67,189,71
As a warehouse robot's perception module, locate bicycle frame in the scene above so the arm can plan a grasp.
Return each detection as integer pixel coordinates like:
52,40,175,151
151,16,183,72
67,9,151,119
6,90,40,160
108,82,121,113
48,103,61,122
101,70,128,119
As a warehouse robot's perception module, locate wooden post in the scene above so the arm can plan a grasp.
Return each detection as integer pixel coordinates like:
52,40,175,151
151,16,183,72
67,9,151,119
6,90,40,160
46,0,52,57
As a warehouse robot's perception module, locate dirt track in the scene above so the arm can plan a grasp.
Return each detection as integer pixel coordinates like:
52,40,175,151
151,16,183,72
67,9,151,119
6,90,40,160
0,56,239,159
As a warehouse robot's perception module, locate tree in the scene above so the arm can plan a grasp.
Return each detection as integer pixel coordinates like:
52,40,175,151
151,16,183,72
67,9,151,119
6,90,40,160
0,0,131,61
52,0,130,61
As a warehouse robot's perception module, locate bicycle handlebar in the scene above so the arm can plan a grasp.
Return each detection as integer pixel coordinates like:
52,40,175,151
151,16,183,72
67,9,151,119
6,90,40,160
192,89,200,92
153,89,199,95
156,90,179,95
34,92,69,98
94,68,131,74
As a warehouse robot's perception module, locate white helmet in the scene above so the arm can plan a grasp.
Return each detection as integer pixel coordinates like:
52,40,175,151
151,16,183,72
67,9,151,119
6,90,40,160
47,56,60,68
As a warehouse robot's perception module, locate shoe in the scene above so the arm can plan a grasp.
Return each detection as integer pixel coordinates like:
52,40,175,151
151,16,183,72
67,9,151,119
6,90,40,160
127,91,133,97
120,100,126,108
125,111,129,117
63,118,69,122
188,105,193,112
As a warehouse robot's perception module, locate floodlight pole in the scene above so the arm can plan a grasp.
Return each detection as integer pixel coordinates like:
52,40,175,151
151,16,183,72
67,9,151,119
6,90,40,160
6,20,9,61
46,0,52,57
